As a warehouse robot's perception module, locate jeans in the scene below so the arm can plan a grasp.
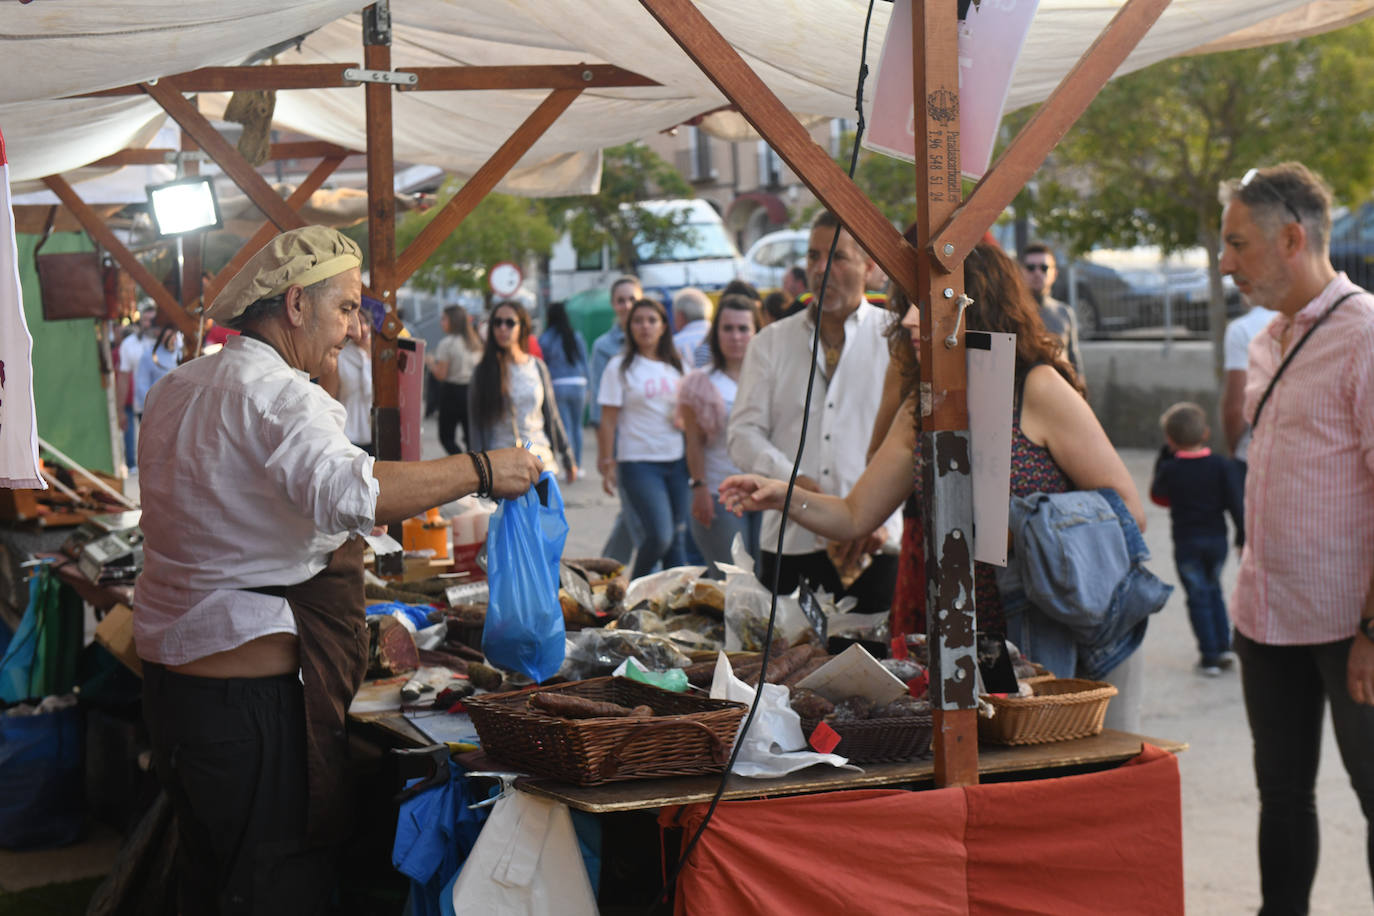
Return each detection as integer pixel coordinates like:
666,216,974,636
437,381,470,455
602,478,646,566
552,384,586,467
1235,631,1374,915
1174,534,1231,663
617,458,690,579
689,496,761,578
122,404,137,469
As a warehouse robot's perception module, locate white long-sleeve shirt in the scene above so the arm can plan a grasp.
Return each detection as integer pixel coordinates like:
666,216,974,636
727,303,899,555
133,335,379,664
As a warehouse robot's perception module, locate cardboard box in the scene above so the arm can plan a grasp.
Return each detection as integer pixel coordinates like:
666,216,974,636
94,603,142,676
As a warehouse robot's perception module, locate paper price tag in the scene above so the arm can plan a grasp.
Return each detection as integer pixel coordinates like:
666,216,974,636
891,636,909,660
908,670,929,699
809,721,842,755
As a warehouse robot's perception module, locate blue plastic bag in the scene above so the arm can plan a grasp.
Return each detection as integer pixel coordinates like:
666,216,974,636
0,700,85,849
482,472,569,682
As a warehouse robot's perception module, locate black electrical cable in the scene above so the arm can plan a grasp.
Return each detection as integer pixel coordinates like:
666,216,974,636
655,1,880,904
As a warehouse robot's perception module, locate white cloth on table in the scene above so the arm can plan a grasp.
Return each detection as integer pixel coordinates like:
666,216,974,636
133,334,378,665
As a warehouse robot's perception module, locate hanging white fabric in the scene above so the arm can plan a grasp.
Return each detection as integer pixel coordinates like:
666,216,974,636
450,790,598,916
0,127,44,490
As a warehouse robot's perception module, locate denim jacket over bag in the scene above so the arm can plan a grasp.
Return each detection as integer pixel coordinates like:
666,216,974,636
996,488,1173,680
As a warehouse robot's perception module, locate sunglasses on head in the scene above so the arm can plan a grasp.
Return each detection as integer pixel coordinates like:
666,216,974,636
1240,168,1302,224
490,317,518,329
1022,262,1050,273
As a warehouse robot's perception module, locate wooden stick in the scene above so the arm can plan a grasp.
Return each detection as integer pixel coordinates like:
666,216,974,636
37,436,138,509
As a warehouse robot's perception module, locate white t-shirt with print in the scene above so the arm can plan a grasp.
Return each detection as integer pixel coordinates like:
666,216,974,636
597,354,684,462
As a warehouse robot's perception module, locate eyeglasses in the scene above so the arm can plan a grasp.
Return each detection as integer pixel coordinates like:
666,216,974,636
1022,263,1050,273
1240,168,1302,225
490,317,518,330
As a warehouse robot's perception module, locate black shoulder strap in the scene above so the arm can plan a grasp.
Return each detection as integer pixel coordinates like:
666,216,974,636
1251,289,1363,433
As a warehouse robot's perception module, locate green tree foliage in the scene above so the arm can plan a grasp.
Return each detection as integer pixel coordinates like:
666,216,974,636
831,130,919,228
1028,22,1374,362
395,182,556,294
547,142,693,272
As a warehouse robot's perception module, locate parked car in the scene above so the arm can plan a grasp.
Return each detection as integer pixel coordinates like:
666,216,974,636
740,229,808,290
1054,252,1242,337
1329,201,1374,290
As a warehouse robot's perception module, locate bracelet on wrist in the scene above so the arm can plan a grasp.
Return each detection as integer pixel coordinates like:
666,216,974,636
468,452,489,498
479,451,494,498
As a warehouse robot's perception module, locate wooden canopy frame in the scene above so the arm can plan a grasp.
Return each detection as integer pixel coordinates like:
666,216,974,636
38,0,1170,784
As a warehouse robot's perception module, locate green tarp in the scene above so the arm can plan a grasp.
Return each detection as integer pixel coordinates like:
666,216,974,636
17,232,115,474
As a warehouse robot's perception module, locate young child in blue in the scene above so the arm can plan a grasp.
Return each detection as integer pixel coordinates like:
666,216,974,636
1150,402,1245,676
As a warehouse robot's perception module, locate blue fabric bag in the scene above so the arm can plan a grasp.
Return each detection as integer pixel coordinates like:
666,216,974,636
482,472,569,682
0,699,85,849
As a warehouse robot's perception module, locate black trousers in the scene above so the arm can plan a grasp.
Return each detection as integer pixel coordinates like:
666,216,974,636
143,664,336,916
437,381,470,455
759,549,898,615
1234,631,1374,915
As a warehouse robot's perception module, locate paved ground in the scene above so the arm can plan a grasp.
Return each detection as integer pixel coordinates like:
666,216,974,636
2,423,1368,912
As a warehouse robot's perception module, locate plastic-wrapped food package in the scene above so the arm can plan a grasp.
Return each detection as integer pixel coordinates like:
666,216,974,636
557,628,695,681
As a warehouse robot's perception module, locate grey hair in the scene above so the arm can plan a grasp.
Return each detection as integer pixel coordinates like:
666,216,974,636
1218,161,1333,253
225,276,332,330
672,286,711,323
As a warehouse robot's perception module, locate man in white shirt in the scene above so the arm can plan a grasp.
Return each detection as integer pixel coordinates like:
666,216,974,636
728,211,898,610
672,286,712,369
115,310,153,469
135,227,541,913
1220,301,1277,467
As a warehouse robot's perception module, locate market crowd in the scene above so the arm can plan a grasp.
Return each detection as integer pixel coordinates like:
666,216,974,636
122,159,1374,913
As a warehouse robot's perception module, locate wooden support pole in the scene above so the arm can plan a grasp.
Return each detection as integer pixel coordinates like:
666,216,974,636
140,80,308,235
929,0,1170,270
76,64,360,96
912,0,978,788
364,2,401,462
87,141,356,169
39,175,193,338
202,155,346,309
393,88,582,288
636,0,921,301
399,64,658,91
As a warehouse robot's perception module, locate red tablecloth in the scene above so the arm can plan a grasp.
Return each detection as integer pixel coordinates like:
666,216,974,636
661,743,1183,915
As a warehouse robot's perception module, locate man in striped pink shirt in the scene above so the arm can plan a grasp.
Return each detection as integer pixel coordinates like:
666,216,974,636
1220,161,1374,913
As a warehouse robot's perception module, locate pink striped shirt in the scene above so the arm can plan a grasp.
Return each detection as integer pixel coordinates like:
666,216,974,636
1233,274,1374,644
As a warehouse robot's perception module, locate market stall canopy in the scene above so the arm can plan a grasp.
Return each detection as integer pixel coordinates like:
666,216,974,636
1,0,1371,194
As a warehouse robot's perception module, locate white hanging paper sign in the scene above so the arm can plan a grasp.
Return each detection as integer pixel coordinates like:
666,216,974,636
967,331,1015,566
865,0,1042,179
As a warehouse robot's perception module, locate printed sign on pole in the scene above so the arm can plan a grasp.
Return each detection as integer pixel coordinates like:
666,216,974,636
865,0,1041,179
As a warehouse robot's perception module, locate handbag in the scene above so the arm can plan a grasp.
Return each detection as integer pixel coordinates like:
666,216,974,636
32,206,107,322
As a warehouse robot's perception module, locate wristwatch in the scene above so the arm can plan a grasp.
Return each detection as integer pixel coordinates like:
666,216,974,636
689,478,706,489
1360,618,1374,641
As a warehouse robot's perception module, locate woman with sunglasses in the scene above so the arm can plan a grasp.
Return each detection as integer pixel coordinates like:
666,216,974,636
597,298,689,578
722,243,1148,724
677,294,762,576
467,300,576,481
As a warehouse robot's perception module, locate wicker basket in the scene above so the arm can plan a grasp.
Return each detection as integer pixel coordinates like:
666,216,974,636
800,713,934,763
979,678,1117,746
465,677,747,785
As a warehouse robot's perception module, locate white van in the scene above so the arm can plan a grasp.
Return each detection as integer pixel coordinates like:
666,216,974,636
548,199,745,302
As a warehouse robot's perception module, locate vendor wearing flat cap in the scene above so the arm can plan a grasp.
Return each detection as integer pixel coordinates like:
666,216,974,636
133,226,543,914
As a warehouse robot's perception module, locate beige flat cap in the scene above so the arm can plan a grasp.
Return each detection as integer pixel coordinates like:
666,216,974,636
207,226,362,323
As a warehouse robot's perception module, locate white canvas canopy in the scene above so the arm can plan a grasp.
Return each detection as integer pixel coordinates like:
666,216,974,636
0,0,1370,194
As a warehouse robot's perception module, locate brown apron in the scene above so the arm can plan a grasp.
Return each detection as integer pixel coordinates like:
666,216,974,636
277,536,369,846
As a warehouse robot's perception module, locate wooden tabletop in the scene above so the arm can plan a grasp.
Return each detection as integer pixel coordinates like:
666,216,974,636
514,729,1188,814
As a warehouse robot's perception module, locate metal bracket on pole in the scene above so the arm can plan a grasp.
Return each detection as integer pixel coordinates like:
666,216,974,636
362,1,391,46
343,67,416,87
